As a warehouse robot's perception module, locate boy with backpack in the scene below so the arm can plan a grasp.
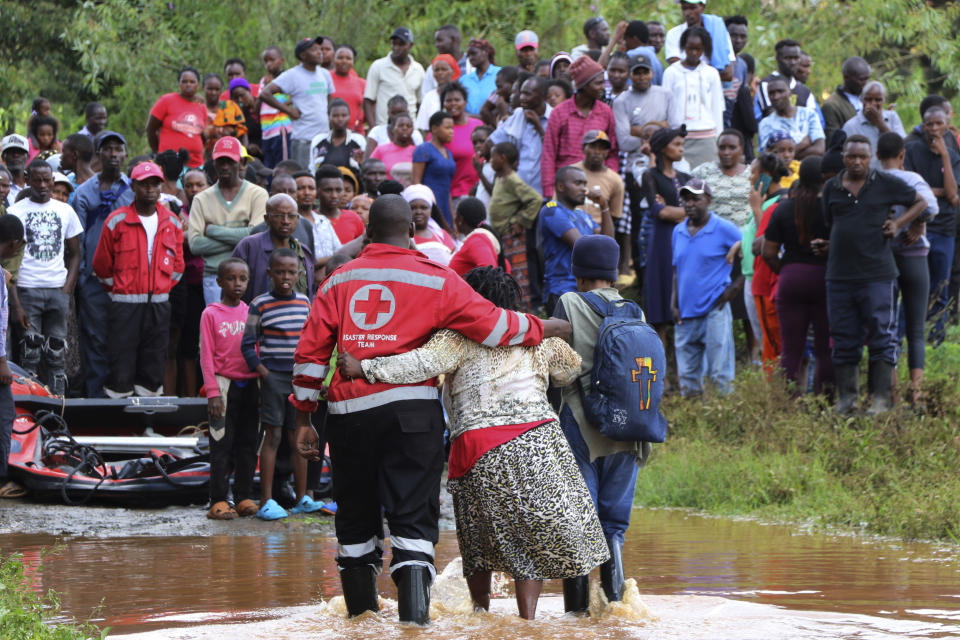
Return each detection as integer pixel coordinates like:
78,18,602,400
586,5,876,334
552,234,667,612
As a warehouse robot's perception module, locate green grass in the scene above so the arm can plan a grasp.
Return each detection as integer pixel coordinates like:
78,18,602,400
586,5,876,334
635,326,960,542
0,553,107,640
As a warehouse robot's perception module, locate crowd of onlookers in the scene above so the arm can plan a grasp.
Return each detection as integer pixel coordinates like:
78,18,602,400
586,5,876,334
1,3,959,505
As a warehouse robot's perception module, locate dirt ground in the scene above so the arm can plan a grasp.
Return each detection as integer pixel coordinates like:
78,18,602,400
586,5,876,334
0,481,456,538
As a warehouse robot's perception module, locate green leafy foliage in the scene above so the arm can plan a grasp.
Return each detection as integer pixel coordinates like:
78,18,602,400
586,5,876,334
4,0,960,152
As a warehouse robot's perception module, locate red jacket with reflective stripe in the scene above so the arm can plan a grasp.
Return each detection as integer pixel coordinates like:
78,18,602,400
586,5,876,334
92,203,185,301
291,243,544,414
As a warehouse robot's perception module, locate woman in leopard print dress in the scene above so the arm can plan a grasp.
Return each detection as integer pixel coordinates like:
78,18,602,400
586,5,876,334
339,266,608,620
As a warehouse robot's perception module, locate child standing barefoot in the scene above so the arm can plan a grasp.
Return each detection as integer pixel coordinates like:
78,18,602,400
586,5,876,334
200,258,260,519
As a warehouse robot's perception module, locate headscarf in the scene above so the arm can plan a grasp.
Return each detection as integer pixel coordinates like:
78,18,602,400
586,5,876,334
401,183,435,205
432,54,462,81
468,38,496,65
649,125,687,155
764,130,793,150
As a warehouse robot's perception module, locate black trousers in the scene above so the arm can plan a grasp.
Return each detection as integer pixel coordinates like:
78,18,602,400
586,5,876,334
209,380,260,504
106,301,171,396
327,399,445,579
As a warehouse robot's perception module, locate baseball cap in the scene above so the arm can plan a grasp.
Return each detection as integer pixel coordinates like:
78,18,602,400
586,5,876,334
52,172,74,191
294,37,322,60
95,130,126,151
679,178,713,198
629,54,654,72
1,134,29,154
390,27,414,44
515,30,539,50
212,136,242,162
130,161,164,182
582,130,612,147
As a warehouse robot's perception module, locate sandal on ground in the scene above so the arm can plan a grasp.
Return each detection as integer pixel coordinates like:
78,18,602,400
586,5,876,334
320,501,338,516
235,499,259,517
290,495,325,514
257,499,288,520
0,481,26,498
207,501,238,520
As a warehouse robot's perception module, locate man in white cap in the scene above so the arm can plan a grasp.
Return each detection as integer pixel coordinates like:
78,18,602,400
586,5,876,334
514,30,539,73
0,135,30,206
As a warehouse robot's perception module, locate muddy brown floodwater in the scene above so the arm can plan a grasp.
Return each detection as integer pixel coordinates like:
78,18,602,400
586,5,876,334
1,509,959,639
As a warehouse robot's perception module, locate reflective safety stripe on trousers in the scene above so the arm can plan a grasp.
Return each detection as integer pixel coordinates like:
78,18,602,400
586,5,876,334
109,293,170,303
337,535,384,559
327,386,440,414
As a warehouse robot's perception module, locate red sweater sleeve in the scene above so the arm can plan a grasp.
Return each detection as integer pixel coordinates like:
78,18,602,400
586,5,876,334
92,214,116,291
198,309,219,398
604,107,620,173
541,110,562,198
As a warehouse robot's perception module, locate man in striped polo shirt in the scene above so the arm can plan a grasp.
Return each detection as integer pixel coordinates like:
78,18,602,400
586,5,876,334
241,248,324,520
291,194,571,624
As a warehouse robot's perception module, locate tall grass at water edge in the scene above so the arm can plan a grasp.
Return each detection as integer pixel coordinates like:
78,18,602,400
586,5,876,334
635,326,960,542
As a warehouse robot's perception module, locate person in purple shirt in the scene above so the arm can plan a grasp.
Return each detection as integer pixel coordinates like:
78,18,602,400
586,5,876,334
232,194,314,304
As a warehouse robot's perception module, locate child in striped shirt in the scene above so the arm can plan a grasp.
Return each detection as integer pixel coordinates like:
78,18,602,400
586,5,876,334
241,248,320,520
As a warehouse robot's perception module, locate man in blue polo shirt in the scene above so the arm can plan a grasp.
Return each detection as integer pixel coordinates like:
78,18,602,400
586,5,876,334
539,166,614,315
671,178,742,396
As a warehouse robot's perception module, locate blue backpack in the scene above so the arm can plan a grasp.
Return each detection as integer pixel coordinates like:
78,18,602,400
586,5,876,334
577,292,669,443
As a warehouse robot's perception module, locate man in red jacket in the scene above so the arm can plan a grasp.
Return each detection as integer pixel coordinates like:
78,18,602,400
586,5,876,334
92,161,185,398
292,194,569,624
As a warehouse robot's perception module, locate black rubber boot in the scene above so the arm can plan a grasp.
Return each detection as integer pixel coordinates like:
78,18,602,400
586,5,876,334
600,538,624,602
340,565,379,617
865,360,895,415
395,565,431,625
562,575,590,613
834,364,860,414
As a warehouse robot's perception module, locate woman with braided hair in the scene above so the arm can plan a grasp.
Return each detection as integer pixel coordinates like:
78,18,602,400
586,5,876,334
338,265,608,620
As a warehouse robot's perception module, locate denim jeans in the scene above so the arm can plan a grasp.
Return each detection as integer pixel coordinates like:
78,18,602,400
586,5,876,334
674,302,735,396
17,286,69,392
559,406,639,546
826,279,897,365
202,275,222,307
261,131,289,169
77,277,110,397
927,231,955,345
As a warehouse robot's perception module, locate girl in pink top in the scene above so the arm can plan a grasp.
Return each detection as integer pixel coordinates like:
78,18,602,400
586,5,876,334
369,113,417,178
199,258,260,521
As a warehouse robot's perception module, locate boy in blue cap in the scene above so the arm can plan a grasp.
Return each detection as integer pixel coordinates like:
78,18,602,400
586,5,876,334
552,234,652,611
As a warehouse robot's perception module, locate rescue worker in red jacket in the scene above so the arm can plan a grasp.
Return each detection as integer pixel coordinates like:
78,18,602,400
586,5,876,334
291,194,570,625
92,161,185,398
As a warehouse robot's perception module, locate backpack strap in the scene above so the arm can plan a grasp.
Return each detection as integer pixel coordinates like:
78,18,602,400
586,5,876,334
578,291,609,317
